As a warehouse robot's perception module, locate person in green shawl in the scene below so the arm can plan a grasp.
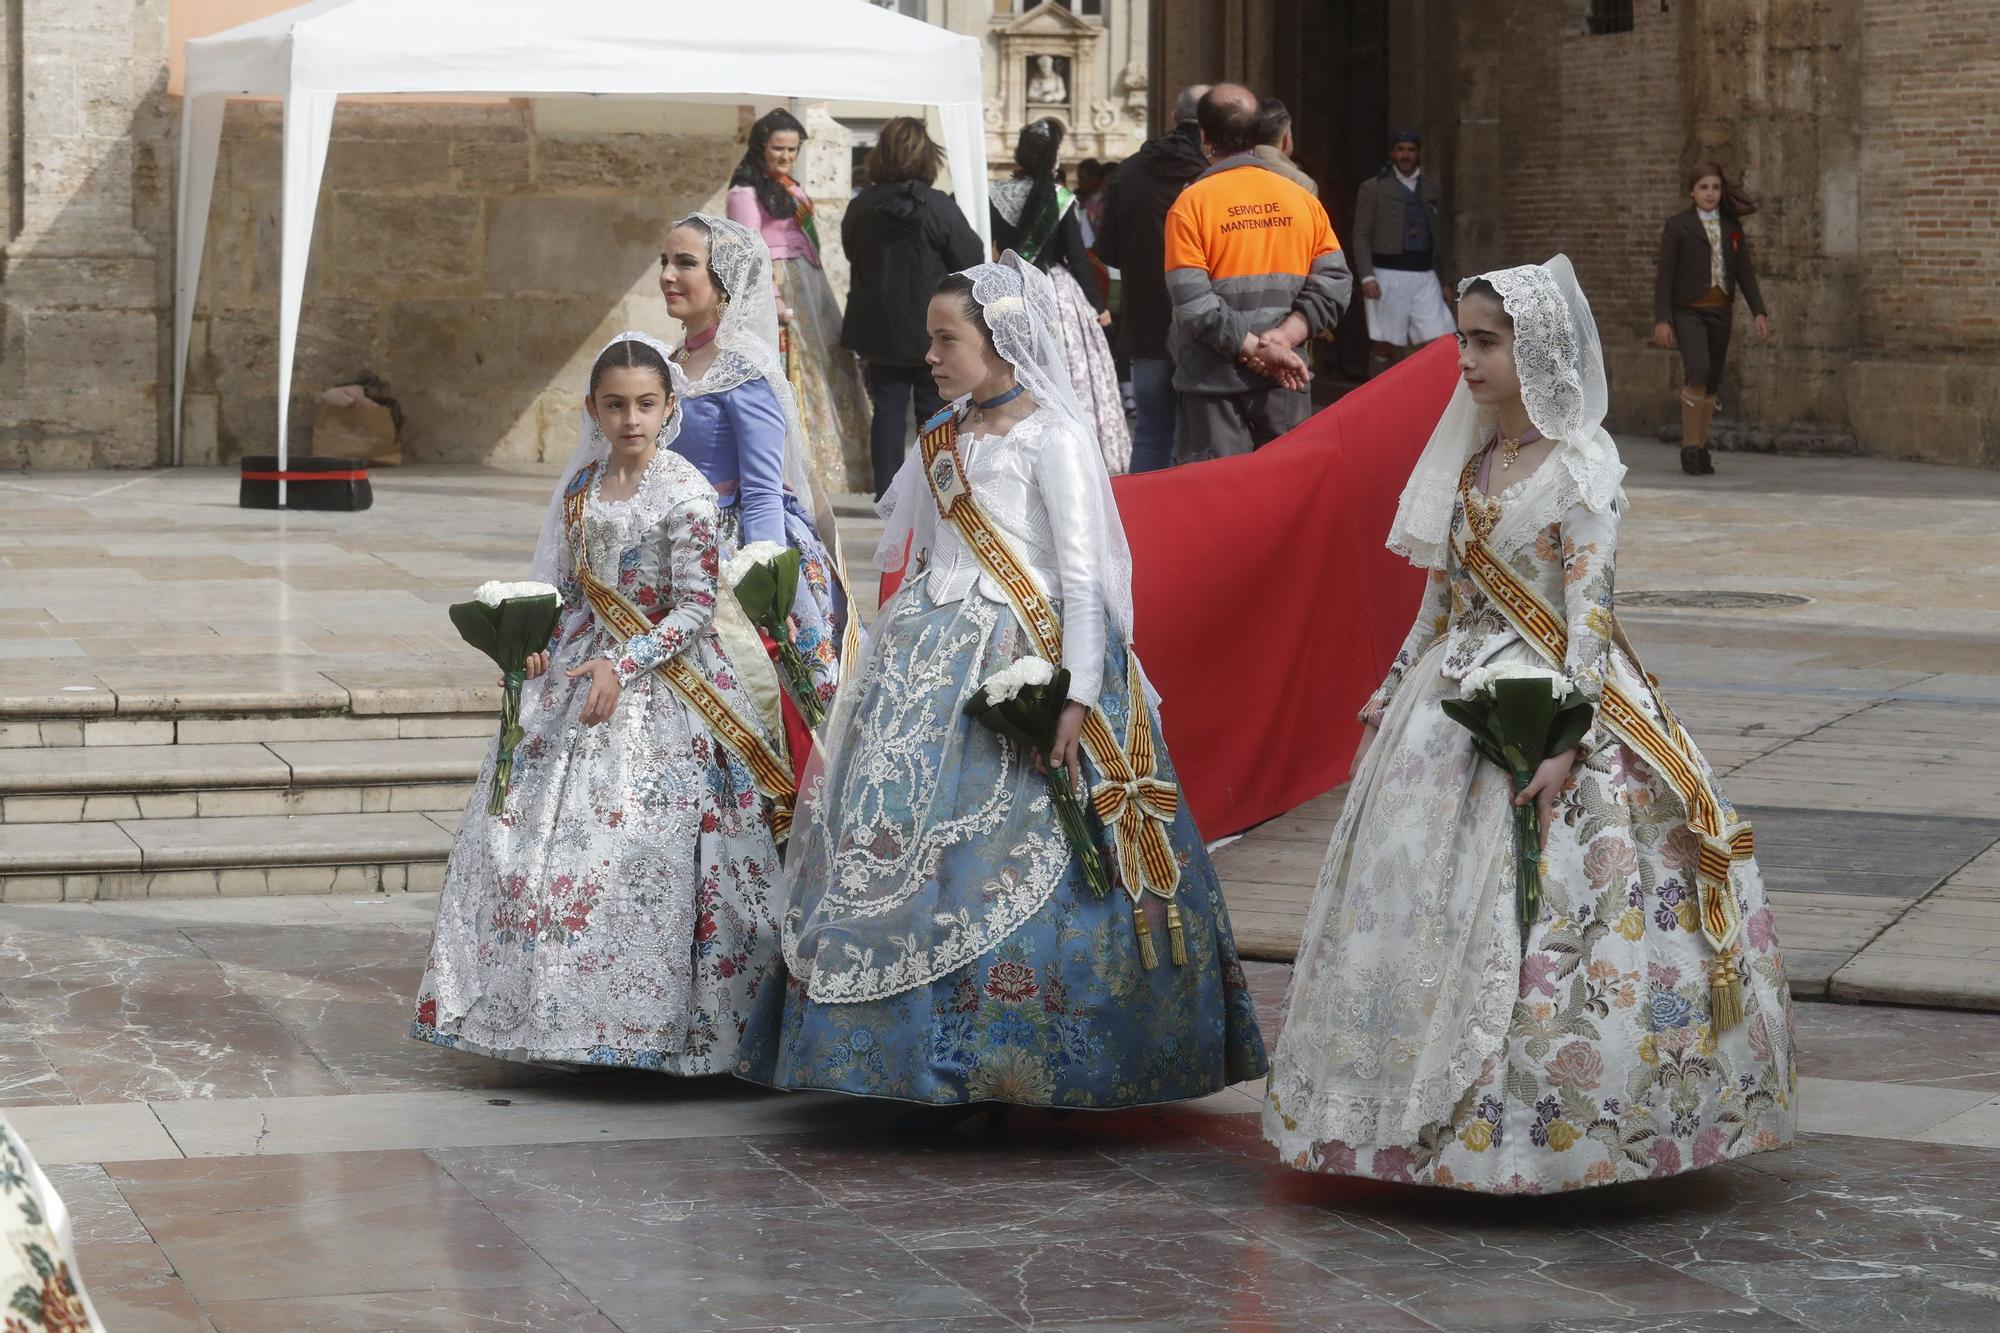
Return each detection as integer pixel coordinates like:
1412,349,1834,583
990,117,1132,474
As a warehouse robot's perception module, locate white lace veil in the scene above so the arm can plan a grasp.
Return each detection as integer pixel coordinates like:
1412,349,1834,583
529,330,688,584
874,251,1139,654
1384,254,1626,569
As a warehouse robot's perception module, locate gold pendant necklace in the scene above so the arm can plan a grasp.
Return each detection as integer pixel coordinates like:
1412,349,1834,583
1497,427,1539,469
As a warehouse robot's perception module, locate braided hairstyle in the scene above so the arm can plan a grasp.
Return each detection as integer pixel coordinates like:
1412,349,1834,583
995,117,1065,253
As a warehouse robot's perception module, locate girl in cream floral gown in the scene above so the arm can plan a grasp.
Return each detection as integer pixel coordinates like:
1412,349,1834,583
1262,257,1794,1193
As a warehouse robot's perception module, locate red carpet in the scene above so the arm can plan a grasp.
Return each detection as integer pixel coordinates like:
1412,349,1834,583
1117,339,1458,838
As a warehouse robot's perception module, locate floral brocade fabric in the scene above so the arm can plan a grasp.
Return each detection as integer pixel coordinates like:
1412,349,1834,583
411,448,785,1073
1,1116,100,1331
1263,456,1795,1192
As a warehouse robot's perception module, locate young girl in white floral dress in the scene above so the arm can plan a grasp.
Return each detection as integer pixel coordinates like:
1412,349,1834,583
1263,257,1795,1193
412,334,788,1073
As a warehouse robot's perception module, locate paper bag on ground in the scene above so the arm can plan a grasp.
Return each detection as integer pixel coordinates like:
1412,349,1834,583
311,383,401,466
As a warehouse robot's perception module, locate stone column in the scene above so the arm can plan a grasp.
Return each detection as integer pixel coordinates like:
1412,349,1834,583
797,102,854,304
0,0,172,469
1680,0,1862,445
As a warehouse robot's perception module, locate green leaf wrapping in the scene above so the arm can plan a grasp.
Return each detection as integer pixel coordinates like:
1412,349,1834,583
731,550,814,724
770,547,801,625
1441,674,1595,932
447,593,560,815
449,595,560,671
963,669,1111,900
961,670,1072,755
448,600,502,665
493,595,562,671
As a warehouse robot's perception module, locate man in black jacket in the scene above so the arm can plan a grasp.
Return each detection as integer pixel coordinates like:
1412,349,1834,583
842,118,987,497
1095,84,1209,473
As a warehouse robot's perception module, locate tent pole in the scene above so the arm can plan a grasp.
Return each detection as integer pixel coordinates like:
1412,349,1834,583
174,94,226,468
276,89,337,508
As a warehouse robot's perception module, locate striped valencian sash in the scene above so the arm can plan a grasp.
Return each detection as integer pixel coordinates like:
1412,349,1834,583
1452,513,1754,1026
564,464,795,840
919,409,1186,966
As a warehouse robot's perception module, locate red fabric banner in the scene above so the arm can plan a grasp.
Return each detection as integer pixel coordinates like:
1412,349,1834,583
877,340,1459,840
1117,340,1459,838
239,470,370,482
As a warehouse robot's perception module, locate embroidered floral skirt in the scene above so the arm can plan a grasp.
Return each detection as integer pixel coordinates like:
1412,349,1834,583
736,583,1268,1106
1,1114,102,1330
411,614,786,1075
775,257,872,497
1049,265,1132,475
1262,638,1796,1192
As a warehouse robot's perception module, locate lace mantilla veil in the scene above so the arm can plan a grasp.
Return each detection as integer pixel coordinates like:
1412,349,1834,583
529,330,688,585
873,251,1141,668
668,213,843,549
1384,254,1627,570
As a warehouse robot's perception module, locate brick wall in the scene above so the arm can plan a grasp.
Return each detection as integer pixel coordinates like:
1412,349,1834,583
1859,0,2000,355
1454,2,1685,433
1844,0,2000,466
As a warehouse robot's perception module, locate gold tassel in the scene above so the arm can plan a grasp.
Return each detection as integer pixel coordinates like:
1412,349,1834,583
1166,900,1188,966
1709,947,1744,1030
1133,901,1159,969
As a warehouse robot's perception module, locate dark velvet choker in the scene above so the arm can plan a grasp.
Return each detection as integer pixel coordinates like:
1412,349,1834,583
973,383,1025,410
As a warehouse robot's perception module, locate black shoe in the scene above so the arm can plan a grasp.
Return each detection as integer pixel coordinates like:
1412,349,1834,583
1698,447,1716,475
1680,447,1708,476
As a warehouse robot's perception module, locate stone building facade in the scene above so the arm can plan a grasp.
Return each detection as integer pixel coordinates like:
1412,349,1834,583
1154,0,2000,468
0,2,858,470
868,0,1150,176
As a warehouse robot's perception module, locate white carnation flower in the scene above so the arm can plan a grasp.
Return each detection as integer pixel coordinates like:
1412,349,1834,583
1460,661,1570,700
979,655,1056,703
721,540,791,589
473,580,560,607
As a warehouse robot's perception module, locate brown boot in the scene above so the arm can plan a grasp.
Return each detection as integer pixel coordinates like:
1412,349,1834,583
1679,392,1711,476
1695,392,1719,473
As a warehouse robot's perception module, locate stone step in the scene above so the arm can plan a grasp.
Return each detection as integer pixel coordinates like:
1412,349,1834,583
0,678,498,750
0,738,488,822
0,811,456,903
0,707,498,750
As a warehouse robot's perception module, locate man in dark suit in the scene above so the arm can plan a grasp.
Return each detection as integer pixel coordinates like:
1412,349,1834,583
1095,84,1210,473
1652,164,1771,475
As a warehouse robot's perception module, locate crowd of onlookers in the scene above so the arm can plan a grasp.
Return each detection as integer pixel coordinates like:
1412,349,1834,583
840,83,1465,490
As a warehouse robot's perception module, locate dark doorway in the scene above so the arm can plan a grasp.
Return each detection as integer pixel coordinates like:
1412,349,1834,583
1265,0,1390,395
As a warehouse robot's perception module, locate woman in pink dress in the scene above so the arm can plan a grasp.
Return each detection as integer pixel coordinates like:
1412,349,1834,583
727,109,873,498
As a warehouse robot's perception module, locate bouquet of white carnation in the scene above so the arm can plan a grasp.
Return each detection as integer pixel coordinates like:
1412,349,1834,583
962,656,1113,899
1440,661,1594,929
449,580,562,814
721,541,825,729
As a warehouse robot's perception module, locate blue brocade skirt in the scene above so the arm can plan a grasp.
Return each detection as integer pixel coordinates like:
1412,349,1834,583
736,583,1268,1107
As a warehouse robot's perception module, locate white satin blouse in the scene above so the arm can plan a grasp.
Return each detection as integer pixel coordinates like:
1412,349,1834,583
916,410,1108,705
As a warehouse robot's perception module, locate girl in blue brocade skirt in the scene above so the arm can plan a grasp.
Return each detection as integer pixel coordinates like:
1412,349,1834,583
735,256,1266,1108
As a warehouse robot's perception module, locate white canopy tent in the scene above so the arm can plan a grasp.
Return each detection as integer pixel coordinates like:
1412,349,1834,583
175,0,990,494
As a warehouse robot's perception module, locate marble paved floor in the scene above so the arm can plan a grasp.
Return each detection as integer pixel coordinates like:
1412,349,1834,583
7,443,2000,1004
11,894,2000,1333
